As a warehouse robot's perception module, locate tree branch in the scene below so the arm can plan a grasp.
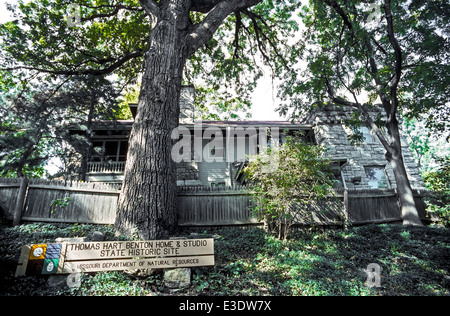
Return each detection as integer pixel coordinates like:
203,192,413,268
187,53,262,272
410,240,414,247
242,8,290,70
232,11,243,59
364,37,398,130
138,0,159,27
245,10,270,64
324,75,358,108
1,50,144,76
324,73,394,155
138,0,160,17
187,0,262,55
324,0,353,32
372,37,388,56
383,0,402,113
81,4,144,22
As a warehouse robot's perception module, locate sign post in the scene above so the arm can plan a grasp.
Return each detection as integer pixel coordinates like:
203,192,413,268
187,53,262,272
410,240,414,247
15,239,214,277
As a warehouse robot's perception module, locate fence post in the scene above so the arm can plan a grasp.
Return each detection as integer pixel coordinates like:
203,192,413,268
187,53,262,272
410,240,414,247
13,177,28,226
343,188,349,227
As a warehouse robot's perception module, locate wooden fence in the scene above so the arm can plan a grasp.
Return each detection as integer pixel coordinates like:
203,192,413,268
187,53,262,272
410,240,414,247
342,188,427,225
0,178,22,223
0,177,429,227
177,185,256,226
0,178,120,225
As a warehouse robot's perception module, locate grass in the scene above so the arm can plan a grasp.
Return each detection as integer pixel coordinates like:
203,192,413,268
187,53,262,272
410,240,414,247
0,222,449,296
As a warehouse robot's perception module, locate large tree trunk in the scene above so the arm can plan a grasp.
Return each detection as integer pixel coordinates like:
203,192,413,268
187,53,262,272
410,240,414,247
79,102,95,181
115,2,190,239
114,0,261,239
390,155,423,225
382,0,422,226
323,0,423,226
385,119,423,226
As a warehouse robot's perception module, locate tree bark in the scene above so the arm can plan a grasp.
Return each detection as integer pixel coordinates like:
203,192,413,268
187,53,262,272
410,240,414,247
326,80,424,226
79,101,96,181
384,119,423,226
115,1,191,239
382,0,422,225
362,98,423,226
390,154,423,225
322,0,423,226
115,0,262,239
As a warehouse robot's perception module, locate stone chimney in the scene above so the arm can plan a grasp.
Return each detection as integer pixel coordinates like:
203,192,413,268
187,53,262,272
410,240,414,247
128,85,195,122
179,85,195,124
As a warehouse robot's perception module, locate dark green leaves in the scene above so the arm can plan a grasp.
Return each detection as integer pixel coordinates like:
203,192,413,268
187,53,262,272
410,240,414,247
0,0,148,82
244,134,335,239
279,0,449,135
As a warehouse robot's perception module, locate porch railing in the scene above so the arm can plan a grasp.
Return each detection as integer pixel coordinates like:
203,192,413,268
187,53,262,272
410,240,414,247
87,161,126,173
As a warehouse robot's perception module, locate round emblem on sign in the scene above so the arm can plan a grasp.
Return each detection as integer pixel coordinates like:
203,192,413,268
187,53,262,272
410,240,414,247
46,261,55,272
33,247,44,258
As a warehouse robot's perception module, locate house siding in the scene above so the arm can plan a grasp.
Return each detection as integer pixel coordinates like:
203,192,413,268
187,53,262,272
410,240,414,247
79,88,424,191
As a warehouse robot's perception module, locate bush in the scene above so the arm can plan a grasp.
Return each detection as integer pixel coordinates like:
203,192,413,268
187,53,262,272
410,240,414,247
423,157,450,227
243,134,336,240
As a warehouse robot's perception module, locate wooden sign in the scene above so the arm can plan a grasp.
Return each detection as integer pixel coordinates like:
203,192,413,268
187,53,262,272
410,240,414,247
15,239,214,276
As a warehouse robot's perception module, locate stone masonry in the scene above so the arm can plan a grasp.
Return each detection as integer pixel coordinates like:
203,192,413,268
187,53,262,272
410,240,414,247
306,106,425,190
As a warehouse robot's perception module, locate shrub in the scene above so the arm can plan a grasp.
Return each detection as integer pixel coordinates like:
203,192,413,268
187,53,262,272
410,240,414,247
243,134,336,240
423,157,450,227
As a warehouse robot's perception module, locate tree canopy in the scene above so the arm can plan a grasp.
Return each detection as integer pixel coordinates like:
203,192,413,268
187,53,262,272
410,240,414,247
278,0,449,135
0,75,121,178
0,0,305,238
275,0,448,226
0,0,301,118
1,0,448,235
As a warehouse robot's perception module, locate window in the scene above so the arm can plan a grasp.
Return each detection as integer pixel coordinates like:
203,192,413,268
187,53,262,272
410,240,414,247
360,126,373,143
332,172,345,189
104,141,118,159
330,159,348,189
203,137,224,162
211,182,226,189
90,140,128,162
118,141,128,161
364,166,390,189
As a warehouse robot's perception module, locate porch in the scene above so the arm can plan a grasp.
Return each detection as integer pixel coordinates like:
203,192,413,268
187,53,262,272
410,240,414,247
86,162,125,183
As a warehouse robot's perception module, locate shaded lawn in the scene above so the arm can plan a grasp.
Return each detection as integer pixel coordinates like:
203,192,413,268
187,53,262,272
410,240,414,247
0,222,449,296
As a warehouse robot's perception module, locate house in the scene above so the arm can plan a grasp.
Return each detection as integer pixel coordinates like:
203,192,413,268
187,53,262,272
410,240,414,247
68,86,425,191
303,106,426,190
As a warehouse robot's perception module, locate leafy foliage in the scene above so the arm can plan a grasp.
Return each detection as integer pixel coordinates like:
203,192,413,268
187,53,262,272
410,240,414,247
0,0,303,120
423,157,450,227
279,0,449,134
275,0,448,226
402,116,450,172
0,0,148,83
1,223,449,296
0,75,121,178
193,85,253,121
243,134,335,239
184,0,301,119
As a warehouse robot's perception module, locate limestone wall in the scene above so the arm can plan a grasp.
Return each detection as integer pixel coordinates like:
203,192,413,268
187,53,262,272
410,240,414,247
309,107,425,190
